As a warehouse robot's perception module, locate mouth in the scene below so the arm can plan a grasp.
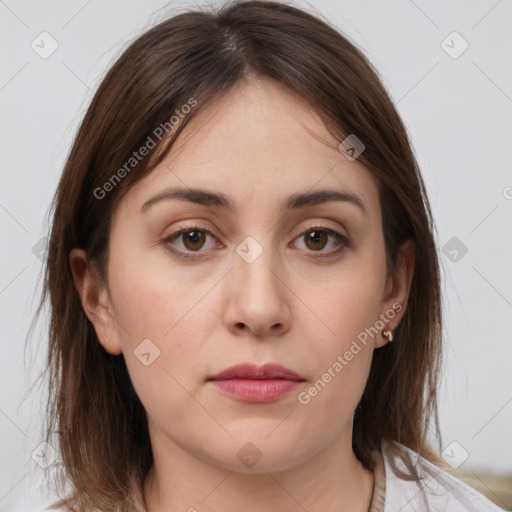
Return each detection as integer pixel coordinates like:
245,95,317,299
207,363,306,403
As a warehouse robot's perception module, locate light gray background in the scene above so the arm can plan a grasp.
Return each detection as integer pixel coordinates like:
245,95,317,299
1,0,511,509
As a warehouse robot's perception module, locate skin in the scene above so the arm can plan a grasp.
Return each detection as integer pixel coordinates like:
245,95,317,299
70,76,414,512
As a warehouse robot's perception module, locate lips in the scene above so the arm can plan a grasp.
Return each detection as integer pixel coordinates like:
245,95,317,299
207,363,306,403
208,363,304,381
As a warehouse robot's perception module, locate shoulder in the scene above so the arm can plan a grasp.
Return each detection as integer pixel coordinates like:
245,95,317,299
381,441,506,512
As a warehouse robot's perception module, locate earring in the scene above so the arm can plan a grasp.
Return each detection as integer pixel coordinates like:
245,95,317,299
382,330,394,342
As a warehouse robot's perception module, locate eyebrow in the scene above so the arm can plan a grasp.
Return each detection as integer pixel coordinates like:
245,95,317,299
140,186,367,215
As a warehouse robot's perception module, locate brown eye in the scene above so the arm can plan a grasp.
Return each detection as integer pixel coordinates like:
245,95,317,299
181,230,207,251
293,226,349,259
163,226,219,260
304,229,329,251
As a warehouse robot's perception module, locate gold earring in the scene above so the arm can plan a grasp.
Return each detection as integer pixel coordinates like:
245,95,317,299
382,330,394,342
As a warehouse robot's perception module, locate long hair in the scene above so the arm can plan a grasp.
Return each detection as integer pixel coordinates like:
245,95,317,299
27,1,445,510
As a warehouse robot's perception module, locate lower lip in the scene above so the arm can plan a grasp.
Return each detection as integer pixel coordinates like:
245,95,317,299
208,379,303,403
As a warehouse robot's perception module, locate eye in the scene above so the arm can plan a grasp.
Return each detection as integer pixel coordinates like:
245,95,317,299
161,223,350,261
162,225,220,260
292,226,349,259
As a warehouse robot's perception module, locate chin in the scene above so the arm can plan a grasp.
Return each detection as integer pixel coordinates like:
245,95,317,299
201,432,313,474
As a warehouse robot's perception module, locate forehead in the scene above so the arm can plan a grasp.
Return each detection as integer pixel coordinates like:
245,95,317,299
115,77,380,222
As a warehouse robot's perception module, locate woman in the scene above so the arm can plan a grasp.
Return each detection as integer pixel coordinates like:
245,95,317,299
27,0,504,510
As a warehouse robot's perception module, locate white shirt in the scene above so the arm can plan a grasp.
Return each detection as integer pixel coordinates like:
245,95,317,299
372,440,506,511
10,440,506,512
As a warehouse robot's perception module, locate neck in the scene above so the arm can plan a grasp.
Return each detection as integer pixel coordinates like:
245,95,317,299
143,424,375,512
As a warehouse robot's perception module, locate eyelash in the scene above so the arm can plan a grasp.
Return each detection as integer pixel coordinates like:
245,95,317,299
161,223,350,261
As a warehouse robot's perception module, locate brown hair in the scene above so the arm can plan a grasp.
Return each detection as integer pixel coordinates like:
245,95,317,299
28,0,445,510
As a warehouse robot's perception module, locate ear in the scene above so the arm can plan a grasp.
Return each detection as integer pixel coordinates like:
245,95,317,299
69,248,122,355
375,239,415,348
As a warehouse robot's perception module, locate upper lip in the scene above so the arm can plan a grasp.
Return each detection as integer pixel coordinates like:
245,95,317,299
208,363,305,381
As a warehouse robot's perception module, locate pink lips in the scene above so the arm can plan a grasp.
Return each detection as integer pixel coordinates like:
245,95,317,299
207,363,305,403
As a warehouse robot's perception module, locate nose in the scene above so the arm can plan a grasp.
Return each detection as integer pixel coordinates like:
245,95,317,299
223,239,292,338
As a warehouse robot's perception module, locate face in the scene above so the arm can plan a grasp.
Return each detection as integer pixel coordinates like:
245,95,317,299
71,77,412,474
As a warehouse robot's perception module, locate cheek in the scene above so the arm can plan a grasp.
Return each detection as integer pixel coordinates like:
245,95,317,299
301,253,385,351
107,247,218,395
108,242,209,341
302,277,379,387
109,268,222,433
292,249,385,411
294,283,378,439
